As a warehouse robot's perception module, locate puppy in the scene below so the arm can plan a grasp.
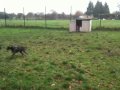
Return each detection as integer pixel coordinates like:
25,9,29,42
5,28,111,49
7,45,27,56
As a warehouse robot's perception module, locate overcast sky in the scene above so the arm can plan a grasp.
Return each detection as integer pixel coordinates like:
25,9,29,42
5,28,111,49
0,0,119,14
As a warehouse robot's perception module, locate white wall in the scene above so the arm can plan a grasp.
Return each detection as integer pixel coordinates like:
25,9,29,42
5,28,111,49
69,21,76,32
80,20,92,32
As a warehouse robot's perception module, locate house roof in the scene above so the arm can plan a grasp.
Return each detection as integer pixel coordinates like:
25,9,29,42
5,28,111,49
76,15,92,20
76,18,91,20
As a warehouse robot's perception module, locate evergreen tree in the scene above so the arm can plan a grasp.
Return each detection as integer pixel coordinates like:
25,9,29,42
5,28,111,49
103,2,110,14
93,1,104,18
86,1,94,16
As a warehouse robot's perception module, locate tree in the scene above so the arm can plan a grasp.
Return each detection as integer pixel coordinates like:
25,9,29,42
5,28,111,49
8,13,16,19
0,12,5,19
112,11,120,15
50,10,58,19
93,1,104,18
103,2,110,14
118,4,120,11
93,1,110,18
61,12,66,19
112,11,120,19
26,12,34,19
16,13,24,19
74,11,83,18
0,12,9,19
34,12,44,20
86,1,94,16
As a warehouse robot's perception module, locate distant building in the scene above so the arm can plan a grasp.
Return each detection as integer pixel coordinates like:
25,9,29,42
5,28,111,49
99,14,120,20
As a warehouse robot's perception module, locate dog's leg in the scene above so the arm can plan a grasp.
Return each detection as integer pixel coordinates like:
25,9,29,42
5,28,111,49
20,51,24,56
23,50,27,54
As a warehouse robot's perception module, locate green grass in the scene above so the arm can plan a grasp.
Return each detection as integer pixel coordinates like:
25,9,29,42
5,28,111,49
0,20,69,29
0,28,120,90
1,19,120,29
93,20,120,29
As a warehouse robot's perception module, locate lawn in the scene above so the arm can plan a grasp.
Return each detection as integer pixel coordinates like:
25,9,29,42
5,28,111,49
93,20,120,29
0,20,69,29
1,19,120,29
0,28,120,90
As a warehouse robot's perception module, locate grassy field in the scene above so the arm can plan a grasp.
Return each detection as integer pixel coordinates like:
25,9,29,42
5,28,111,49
0,27,120,90
1,19,120,29
0,20,69,29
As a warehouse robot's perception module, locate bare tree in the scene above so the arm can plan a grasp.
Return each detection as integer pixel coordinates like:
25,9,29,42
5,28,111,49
26,12,34,20
118,4,120,11
16,13,24,19
74,11,84,18
50,10,58,19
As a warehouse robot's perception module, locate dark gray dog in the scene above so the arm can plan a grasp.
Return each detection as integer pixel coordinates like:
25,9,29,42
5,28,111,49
7,45,27,56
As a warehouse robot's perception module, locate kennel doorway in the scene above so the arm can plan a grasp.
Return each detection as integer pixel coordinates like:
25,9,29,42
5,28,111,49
76,20,82,32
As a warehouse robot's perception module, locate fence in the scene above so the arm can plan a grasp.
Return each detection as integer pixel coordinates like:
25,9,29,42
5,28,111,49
0,8,72,29
1,8,120,30
92,19,120,30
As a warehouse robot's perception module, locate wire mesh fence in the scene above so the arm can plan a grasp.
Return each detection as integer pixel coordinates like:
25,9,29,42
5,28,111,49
0,8,71,29
92,19,120,30
1,8,120,30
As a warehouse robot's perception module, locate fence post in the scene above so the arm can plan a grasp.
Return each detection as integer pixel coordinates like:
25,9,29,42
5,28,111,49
23,7,25,27
100,19,101,28
99,14,102,28
4,8,7,27
45,6,47,28
70,6,72,21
